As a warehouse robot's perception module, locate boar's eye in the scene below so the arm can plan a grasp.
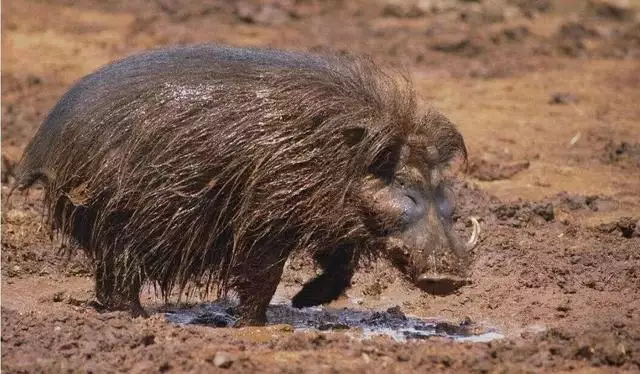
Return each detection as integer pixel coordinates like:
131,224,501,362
434,183,455,222
396,186,425,228
368,141,403,182
369,152,397,182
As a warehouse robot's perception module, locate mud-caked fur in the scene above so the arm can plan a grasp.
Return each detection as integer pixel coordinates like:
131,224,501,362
13,44,467,325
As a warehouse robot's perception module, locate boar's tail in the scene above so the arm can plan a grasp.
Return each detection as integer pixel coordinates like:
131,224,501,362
4,155,49,212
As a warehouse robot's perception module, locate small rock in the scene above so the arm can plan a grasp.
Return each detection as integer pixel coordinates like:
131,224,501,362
213,352,234,368
549,92,578,105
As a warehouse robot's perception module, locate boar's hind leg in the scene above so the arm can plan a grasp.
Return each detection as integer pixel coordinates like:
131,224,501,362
231,252,288,327
291,246,358,308
94,257,147,318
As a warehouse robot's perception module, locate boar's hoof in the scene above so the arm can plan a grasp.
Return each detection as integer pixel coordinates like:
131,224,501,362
416,274,471,295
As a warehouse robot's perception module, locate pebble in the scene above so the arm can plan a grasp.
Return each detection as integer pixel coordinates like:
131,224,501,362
213,352,234,368
549,92,578,105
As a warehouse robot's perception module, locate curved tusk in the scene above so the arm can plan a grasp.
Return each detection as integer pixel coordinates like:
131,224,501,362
466,216,480,250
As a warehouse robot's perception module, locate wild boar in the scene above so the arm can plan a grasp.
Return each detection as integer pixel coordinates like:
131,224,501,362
11,44,478,325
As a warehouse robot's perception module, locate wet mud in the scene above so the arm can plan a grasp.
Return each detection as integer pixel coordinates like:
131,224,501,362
165,302,504,342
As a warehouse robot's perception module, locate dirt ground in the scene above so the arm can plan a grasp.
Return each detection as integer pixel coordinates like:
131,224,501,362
2,0,640,372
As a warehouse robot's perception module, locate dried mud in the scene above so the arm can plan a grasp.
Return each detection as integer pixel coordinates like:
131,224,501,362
2,0,640,372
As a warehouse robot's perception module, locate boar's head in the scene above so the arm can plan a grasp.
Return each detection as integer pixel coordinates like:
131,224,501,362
358,110,477,295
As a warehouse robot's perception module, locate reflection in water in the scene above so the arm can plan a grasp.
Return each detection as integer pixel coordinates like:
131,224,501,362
165,301,504,342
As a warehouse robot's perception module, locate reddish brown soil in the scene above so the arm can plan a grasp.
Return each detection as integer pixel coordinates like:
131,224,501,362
2,0,640,372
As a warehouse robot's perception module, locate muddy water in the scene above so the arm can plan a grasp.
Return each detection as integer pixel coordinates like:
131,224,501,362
165,301,504,343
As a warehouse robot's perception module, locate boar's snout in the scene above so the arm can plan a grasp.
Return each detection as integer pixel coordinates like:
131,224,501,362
385,215,479,296
414,217,480,295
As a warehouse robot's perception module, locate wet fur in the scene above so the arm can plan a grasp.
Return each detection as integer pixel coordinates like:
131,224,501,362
13,44,466,324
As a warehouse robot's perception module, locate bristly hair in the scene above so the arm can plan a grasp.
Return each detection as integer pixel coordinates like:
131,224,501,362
12,44,465,302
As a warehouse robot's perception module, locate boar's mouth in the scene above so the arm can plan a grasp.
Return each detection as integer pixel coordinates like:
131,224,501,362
386,217,480,296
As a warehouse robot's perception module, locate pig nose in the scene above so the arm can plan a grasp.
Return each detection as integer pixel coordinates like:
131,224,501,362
417,274,470,295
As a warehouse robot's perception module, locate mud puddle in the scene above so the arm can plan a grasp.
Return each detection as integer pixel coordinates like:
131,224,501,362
165,301,504,343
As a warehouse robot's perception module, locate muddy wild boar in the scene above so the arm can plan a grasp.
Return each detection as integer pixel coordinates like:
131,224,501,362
11,44,479,326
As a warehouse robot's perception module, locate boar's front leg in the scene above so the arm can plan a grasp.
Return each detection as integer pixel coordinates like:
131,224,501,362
291,245,358,308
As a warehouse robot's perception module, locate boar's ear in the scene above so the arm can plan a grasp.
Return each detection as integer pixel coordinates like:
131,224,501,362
342,127,367,147
415,111,468,170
